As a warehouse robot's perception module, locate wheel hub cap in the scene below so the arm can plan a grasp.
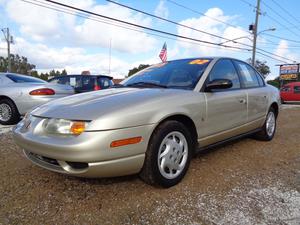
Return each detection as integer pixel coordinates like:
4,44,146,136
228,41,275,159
0,103,12,122
266,111,275,137
158,131,188,179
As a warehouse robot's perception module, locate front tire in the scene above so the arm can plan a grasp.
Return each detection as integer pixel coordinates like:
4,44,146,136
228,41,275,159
0,99,20,125
140,120,193,188
254,107,277,141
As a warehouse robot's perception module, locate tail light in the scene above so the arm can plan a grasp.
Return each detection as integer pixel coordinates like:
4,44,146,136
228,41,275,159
29,88,55,95
94,85,101,91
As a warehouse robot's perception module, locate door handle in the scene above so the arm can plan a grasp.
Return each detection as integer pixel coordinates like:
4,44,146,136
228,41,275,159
239,99,247,104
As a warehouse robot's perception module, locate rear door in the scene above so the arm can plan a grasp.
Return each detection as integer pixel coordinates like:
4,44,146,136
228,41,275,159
292,85,300,101
234,60,268,122
202,59,247,137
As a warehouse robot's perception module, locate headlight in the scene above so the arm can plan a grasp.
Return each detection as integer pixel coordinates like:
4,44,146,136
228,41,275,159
43,118,89,135
16,113,32,130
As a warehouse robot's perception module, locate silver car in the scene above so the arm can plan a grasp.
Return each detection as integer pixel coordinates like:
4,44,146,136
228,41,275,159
13,57,280,187
0,73,74,125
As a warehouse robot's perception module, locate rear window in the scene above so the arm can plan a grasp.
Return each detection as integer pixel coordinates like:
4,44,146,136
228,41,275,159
6,74,45,83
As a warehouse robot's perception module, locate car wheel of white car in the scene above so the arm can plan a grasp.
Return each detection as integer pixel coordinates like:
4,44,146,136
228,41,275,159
0,99,20,125
254,107,277,141
140,120,193,187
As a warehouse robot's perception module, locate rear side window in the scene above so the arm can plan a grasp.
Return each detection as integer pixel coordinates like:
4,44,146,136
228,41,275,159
6,74,45,83
208,59,240,89
82,76,95,90
235,61,260,88
294,86,300,94
256,72,265,86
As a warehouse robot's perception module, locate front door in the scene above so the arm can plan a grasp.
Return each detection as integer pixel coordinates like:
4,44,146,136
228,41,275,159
200,59,247,139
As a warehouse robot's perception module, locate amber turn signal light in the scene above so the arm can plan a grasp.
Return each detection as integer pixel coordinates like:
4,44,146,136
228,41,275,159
110,136,142,148
70,122,86,135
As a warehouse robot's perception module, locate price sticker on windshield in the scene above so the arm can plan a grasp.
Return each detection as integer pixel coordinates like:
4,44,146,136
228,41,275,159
189,59,210,65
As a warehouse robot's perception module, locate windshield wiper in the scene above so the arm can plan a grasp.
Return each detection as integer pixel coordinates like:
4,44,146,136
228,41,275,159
126,82,168,88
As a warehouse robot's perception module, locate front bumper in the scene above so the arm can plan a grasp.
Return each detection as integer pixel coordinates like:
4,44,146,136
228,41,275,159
13,117,156,177
23,150,145,178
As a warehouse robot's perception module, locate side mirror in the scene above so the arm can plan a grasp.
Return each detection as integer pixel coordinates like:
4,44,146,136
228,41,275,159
205,79,233,91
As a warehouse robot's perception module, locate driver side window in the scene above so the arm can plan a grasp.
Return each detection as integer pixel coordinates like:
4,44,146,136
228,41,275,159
208,59,241,89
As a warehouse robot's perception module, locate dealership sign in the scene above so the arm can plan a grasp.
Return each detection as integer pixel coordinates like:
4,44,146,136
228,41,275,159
280,64,299,80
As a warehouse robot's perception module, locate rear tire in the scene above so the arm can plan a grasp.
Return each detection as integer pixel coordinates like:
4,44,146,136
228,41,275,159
254,107,277,141
140,120,193,188
0,99,20,125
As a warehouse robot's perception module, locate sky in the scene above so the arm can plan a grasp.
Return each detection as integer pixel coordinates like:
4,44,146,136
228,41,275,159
1,0,300,79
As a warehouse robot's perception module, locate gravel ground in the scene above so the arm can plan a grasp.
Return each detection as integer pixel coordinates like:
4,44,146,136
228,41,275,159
0,108,299,225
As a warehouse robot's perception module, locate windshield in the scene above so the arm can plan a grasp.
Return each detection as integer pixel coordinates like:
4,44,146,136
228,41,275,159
122,58,211,90
6,74,45,83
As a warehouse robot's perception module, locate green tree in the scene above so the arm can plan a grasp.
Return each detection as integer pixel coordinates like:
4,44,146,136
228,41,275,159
267,76,280,89
0,54,68,81
0,54,36,75
61,69,67,76
40,72,50,81
128,64,150,77
247,58,270,78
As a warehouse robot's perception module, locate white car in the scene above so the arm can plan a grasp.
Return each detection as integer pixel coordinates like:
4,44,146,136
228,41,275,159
0,73,74,125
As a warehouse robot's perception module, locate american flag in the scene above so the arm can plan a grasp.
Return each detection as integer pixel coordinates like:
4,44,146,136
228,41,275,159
159,42,167,62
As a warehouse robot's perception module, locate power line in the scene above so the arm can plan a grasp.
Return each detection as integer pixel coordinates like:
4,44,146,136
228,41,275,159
270,0,300,24
261,0,300,34
21,0,251,54
35,0,253,51
256,51,289,64
22,0,298,63
240,0,300,38
263,14,300,38
262,33,300,44
107,0,240,43
107,0,261,52
104,0,296,63
165,0,240,29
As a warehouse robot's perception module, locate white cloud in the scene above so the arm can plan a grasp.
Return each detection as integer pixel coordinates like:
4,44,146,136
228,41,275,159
176,8,249,57
4,0,156,53
74,3,155,53
274,40,300,63
154,0,169,18
5,37,151,78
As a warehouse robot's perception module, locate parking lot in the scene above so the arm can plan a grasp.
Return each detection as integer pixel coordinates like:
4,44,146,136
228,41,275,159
0,107,299,225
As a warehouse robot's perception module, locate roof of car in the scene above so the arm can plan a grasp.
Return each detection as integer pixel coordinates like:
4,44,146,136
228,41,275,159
284,82,300,86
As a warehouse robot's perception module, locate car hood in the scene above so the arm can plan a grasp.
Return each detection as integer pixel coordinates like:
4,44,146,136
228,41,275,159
30,88,201,130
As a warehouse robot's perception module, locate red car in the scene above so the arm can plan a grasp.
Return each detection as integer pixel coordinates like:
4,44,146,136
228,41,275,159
280,82,300,103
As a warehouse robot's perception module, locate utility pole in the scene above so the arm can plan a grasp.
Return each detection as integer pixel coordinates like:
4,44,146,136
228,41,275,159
252,0,261,66
1,28,13,72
